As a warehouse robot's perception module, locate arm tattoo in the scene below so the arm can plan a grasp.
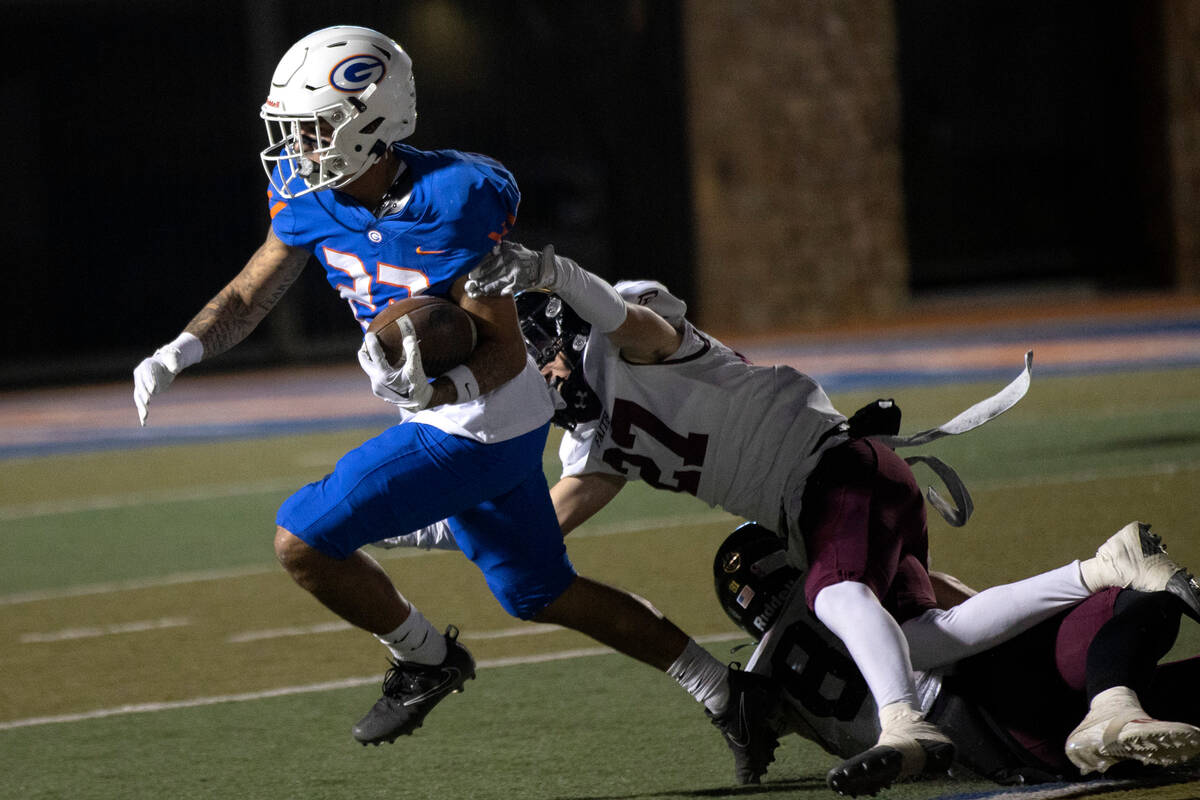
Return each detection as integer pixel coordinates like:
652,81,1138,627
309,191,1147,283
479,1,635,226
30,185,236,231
184,237,308,359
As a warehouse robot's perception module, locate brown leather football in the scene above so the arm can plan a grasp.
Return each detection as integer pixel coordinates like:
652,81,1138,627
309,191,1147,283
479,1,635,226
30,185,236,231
367,295,477,376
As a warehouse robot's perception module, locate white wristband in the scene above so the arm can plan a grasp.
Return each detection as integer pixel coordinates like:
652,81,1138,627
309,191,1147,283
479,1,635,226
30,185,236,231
547,248,628,333
444,364,479,403
165,332,204,369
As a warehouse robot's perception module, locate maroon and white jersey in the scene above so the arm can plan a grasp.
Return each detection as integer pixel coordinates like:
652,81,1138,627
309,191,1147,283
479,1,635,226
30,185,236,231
557,282,847,534
747,583,942,758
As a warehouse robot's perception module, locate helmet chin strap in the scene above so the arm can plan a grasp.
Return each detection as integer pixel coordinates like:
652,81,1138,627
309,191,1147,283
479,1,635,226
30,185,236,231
372,153,411,218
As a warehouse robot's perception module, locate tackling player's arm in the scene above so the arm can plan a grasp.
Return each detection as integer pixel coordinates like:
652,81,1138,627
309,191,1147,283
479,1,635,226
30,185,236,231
419,274,530,407
466,240,682,366
606,304,683,365
185,227,310,358
550,472,627,534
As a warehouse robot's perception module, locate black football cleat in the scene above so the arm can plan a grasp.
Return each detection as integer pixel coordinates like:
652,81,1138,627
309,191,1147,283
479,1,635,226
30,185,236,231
352,625,476,745
707,667,783,785
1166,569,1200,624
826,739,956,797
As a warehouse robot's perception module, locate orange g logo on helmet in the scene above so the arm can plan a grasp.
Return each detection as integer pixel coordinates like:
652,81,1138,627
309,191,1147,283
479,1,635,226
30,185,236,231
330,55,386,92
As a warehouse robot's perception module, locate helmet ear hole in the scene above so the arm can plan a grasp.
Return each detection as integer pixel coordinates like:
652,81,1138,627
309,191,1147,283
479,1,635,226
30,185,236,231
359,117,385,134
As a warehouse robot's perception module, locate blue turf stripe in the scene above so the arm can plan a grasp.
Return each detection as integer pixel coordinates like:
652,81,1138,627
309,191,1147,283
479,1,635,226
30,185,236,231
815,358,1200,394
0,414,397,460
6,349,1199,460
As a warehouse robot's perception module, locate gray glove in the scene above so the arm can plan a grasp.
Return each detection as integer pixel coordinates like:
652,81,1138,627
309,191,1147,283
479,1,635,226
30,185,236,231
465,241,557,297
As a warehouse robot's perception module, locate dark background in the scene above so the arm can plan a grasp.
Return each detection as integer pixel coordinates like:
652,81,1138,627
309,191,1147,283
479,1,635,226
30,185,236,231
895,1,1172,292
0,0,1173,387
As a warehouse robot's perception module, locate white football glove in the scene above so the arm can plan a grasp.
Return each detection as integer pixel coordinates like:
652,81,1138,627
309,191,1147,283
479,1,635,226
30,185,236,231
357,317,435,411
465,241,558,297
132,333,203,426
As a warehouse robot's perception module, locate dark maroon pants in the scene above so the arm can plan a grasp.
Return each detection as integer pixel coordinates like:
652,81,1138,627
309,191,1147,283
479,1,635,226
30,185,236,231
954,588,1200,774
800,437,937,622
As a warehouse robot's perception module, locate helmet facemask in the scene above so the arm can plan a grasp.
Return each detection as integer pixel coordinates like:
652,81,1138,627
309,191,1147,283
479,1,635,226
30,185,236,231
262,107,340,195
262,90,388,197
516,292,601,429
519,294,587,370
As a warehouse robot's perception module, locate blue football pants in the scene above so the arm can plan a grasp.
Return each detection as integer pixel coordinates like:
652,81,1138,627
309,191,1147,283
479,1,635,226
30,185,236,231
277,421,576,619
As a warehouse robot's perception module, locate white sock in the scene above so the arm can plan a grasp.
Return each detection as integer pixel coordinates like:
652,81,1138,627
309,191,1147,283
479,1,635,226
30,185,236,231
375,605,447,665
814,581,918,709
902,562,1091,671
668,639,731,714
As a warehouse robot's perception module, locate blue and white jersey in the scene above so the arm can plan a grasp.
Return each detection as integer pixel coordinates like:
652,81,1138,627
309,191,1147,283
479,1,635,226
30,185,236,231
268,143,554,442
269,143,517,325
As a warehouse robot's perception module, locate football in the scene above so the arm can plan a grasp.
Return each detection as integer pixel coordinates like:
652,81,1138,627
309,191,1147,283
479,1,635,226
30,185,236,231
367,295,477,376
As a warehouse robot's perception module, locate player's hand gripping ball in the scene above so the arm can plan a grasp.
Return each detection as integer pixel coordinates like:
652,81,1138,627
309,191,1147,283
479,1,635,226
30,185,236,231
357,296,476,410
367,296,477,376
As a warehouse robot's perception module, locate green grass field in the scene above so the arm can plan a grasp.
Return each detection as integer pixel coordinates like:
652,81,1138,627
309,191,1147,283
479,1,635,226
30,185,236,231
2,366,1200,799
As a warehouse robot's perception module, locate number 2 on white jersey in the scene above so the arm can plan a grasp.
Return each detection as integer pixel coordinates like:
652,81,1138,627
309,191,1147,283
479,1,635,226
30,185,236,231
601,398,709,495
322,247,431,325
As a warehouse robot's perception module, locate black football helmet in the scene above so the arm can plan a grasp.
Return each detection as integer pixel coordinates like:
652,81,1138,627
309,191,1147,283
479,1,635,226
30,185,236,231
713,522,802,639
515,291,590,368
515,291,602,429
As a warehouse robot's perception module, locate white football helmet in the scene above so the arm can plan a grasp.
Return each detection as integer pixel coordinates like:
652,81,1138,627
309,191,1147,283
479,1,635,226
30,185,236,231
260,25,417,198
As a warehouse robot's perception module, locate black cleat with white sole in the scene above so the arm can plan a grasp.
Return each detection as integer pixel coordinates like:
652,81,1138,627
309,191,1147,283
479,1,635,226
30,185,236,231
352,625,475,745
826,739,956,797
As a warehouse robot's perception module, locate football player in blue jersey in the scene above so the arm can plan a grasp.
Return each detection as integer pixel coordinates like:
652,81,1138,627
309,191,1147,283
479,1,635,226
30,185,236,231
131,25,778,766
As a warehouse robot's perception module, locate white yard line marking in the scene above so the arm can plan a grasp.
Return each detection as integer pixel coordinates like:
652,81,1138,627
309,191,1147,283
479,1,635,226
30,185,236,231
227,621,352,643
462,624,563,640
967,460,1194,492
568,512,734,539
0,565,277,607
20,617,191,643
227,621,562,644
0,514,733,607
0,632,748,731
2,459,1196,608
227,621,563,644
6,451,1197,528
4,451,1196,527
0,477,313,523
0,547,453,608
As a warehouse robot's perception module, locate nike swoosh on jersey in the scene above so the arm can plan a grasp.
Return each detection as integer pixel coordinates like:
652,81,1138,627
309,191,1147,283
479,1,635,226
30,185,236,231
402,667,462,707
415,246,449,254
